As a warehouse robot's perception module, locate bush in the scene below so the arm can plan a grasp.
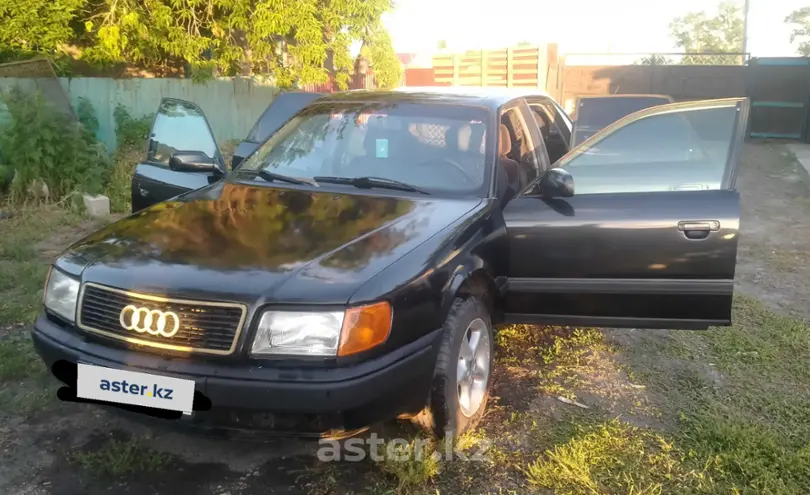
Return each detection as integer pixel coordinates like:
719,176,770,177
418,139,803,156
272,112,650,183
107,105,153,213
0,86,110,205
0,164,13,193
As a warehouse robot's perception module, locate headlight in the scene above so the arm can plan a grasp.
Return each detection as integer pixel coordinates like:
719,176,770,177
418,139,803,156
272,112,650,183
251,302,392,357
251,310,344,356
44,268,80,323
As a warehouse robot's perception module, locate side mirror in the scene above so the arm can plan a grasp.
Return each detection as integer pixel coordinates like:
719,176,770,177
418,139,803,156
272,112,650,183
169,151,220,173
537,167,574,198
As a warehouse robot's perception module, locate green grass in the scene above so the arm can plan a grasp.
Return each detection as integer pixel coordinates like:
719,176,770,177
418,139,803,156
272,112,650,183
0,205,85,415
525,420,712,494
519,296,810,494
0,330,45,381
72,438,174,478
0,205,82,325
0,376,54,416
375,437,440,493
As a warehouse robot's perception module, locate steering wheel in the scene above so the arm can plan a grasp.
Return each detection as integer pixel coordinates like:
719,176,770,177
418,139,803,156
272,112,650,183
416,158,476,186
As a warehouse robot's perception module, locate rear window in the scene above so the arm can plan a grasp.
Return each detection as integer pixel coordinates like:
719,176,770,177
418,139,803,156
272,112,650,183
575,97,672,129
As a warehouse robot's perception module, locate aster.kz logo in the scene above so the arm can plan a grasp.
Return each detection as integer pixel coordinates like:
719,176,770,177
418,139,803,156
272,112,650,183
99,378,174,399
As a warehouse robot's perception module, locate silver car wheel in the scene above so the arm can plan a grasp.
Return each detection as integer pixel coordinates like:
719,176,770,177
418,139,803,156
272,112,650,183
456,317,491,417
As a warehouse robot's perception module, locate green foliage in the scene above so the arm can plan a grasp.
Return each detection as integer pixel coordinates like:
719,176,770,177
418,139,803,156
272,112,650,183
1,0,399,86
0,1,85,55
786,7,810,56
76,97,100,137
0,164,13,193
361,27,402,89
0,87,109,204
669,1,744,64
113,105,153,149
107,105,154,213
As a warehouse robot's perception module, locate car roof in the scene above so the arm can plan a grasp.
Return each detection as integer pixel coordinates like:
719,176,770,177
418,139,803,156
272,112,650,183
395,86,550,98
313,87,552,110
577,94,673,101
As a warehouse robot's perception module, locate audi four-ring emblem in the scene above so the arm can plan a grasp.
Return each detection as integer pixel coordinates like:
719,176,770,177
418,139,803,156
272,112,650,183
119,305,180,337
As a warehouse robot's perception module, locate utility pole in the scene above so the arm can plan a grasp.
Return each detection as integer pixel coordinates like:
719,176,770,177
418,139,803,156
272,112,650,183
742,0,751,62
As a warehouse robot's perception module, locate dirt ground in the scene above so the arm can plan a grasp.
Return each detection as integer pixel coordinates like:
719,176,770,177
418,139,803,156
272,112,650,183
1,141,809,495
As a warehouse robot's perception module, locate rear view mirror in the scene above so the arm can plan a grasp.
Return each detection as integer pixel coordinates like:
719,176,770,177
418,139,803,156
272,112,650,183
537,168,574,198
169,151,220,173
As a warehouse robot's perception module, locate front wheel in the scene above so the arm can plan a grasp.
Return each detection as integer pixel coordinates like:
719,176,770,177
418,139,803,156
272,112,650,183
413,296,494,439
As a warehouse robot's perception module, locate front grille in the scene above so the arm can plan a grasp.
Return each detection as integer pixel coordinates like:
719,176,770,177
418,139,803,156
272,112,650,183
78,283,247,355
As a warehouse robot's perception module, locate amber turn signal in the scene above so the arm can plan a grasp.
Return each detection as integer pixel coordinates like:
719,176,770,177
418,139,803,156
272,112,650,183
338,301,392,356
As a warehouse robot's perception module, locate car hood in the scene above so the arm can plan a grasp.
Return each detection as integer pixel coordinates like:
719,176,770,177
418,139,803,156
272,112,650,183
57,181,481,305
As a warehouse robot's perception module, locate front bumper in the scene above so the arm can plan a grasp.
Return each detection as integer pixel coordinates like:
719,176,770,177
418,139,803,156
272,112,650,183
32,314,441,433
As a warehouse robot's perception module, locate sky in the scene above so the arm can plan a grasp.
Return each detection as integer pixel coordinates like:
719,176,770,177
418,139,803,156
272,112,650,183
384,0,808,57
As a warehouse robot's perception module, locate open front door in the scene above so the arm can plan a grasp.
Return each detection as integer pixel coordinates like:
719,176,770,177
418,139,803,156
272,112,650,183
503,98,749,329
131,98,225,212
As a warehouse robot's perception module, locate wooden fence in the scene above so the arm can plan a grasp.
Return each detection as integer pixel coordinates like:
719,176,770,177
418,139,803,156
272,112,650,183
430,46,556,88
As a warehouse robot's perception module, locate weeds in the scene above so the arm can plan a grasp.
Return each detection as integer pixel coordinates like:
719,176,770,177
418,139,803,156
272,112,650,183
375,437,440,493
0,87,109,205
107,105,154,213
72,438,174,478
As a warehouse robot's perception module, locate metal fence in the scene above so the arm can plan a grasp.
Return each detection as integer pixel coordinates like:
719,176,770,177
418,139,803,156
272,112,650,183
561,52,750,66
0,58,76,120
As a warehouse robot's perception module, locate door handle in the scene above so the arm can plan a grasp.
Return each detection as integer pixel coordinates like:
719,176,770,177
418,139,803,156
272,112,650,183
678,220,719,240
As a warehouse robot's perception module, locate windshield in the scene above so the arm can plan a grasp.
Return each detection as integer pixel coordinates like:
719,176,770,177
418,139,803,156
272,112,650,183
237,101,493,195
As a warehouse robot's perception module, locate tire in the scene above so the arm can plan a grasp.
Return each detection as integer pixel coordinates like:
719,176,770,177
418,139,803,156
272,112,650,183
413,296,494,439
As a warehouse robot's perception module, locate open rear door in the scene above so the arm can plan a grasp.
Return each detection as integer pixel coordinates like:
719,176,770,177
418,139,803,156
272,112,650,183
571,94,675,147
503,98,749,329
131,99,225,212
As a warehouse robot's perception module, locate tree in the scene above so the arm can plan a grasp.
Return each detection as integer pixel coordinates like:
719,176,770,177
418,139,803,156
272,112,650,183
786,7,810,56
359,26,402,89
669,1,744,64
0,0,400,88
634,54,674,65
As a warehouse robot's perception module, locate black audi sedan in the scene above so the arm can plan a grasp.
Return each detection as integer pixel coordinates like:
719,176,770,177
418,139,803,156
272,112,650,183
32,89,749,438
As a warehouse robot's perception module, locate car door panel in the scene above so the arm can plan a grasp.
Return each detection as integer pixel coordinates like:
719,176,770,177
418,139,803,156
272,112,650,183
132,98,224,212
503,190,739,328
503,97,748,330
131,166,217,213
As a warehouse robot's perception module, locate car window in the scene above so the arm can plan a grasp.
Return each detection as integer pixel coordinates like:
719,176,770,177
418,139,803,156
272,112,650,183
575,96,672,130
147,100,218,166
528,99,572,143
238,102,492,195
500,108,541,188
561,105,738,194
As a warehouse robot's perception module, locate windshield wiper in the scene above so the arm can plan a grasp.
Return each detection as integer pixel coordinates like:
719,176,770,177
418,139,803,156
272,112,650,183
313,176,430,195
241,169,318,186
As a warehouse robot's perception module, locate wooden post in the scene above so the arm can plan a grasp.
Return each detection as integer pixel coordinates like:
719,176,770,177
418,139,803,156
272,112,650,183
506,47,514,88
481,49,488,87
452,54,459,86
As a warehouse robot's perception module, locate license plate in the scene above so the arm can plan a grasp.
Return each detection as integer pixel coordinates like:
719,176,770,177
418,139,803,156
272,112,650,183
77,363,195,414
